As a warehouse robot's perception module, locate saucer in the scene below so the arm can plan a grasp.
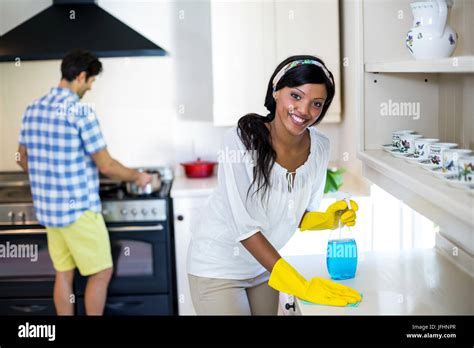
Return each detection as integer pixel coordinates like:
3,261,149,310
443,175,473,189
417,160,440,170
391,150,410,158
429,167,453,178
404,154,424,164
420,163,442,171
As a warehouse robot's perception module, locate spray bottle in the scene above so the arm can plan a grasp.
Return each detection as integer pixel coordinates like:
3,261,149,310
326,192,358,280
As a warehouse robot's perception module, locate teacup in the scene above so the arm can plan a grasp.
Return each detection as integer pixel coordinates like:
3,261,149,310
414,138,439,160
399,133,422,154
442,149,472,173
428,143,457,166
457,156,474,182
392,130,415,149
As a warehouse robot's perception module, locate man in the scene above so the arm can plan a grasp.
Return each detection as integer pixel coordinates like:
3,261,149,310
16,49,152,315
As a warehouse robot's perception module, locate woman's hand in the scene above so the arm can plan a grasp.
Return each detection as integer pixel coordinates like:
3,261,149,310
269,258,362,306
299,199,359,231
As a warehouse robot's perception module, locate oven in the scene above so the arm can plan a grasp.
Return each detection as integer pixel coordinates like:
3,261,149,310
0,170,177,316
0,221,56,315
74,219,175,315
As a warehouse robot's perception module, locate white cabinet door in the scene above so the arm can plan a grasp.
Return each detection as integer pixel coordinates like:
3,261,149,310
173,195,210,315
211,0,341,126
274,0,341,123
211,0,276,126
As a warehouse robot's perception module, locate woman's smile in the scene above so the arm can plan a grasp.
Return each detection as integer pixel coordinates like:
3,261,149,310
288,111,309,127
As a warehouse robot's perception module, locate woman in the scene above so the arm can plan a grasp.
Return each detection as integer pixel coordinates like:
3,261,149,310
187,55,361,315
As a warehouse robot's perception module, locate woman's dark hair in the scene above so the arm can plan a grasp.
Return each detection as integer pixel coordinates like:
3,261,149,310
61,49,103,82
237,54,335,200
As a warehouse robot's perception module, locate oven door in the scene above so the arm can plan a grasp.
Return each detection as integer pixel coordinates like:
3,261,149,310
75,222,171,296
0,226,55,298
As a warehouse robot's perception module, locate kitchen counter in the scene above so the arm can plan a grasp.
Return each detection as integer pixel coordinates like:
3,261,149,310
170,169,369,199
170,175,218,198
286,248,473,315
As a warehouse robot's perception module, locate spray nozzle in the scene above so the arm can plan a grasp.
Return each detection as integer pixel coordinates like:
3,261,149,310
333,191,352,210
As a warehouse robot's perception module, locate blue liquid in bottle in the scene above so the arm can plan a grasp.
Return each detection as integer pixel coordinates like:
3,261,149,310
326,238,358,280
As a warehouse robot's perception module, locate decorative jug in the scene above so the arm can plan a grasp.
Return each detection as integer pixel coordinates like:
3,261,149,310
406,0,457,59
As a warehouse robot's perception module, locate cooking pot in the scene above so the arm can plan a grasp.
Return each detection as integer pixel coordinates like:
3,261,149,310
181,158,217,178
125,169,162,195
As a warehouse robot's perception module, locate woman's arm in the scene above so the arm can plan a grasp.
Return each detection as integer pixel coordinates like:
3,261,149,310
240,232,281,272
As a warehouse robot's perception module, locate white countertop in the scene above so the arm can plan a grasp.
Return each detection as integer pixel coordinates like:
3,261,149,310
170,170,369,199
286,248,473,315
171,175,218,198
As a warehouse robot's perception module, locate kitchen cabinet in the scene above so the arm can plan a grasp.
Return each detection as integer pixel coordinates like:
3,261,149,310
353,0,474,269
274,0,341,123
171,176,217,315
211,0,341,126
0,298,56,316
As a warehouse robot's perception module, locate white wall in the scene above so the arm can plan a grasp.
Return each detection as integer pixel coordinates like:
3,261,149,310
329,0,369,189
0,0,364,177
0,0,229,172
0,0,51,35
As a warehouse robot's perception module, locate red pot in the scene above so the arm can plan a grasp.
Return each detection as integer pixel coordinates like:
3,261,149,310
181,158,217,178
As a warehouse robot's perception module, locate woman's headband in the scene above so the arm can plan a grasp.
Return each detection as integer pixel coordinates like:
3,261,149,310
272,59,333,92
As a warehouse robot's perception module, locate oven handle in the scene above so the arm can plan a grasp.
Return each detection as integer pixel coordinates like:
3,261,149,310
10,305,47,313
107,224,164,232
0,224,164,235
0,228,47,235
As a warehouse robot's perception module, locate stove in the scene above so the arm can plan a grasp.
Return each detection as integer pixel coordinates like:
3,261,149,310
0,169,177,316
0,167,174,225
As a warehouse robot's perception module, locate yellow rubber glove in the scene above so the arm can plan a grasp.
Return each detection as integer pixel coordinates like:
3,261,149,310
268,258,362,306
300,199,359,231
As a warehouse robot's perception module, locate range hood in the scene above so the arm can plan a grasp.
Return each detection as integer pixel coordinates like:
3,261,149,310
0,0,167,61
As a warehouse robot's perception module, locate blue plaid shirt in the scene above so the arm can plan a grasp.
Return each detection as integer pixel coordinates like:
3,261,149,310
18,87,106,227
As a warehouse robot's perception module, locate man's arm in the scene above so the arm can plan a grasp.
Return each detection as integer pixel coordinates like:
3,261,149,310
241,232,281,272
16,145,28,172
91,148,144,184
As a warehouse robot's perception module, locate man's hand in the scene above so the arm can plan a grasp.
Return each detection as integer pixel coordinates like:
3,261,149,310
135,172,153,188
16,145,28,172
92,148,146,183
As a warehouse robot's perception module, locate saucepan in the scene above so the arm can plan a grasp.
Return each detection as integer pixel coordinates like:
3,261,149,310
181,158,217,178
125,169,162,195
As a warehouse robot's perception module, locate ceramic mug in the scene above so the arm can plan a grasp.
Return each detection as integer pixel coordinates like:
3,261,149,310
392,130,415,149
428,142,457,165
442,149,473,173
414,138,439,159
457,156,474,182
399,133,423,154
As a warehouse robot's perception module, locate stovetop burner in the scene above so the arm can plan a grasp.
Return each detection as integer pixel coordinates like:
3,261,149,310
0,169,174,224
99,181,172,201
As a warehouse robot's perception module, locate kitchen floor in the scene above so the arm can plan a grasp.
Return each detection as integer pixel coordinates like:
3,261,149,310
281,184,436,257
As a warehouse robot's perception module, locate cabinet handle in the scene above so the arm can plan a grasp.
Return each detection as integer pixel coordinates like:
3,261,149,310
285,302,295,311
177,215,184,221
10,305,47,313
106,301,143,310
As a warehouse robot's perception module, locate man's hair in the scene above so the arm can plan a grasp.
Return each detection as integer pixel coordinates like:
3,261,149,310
61,49,103,82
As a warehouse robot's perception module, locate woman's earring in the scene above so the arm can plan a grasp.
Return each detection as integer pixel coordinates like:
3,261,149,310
273,92,277,100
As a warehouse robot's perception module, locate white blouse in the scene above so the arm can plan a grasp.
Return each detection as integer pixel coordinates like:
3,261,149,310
187,126,330,279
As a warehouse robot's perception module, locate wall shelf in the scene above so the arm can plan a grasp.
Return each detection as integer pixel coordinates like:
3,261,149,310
358,150,473,254
365,56,474,74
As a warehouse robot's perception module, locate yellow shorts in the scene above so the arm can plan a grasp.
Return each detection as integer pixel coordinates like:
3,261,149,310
46,210,113,276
